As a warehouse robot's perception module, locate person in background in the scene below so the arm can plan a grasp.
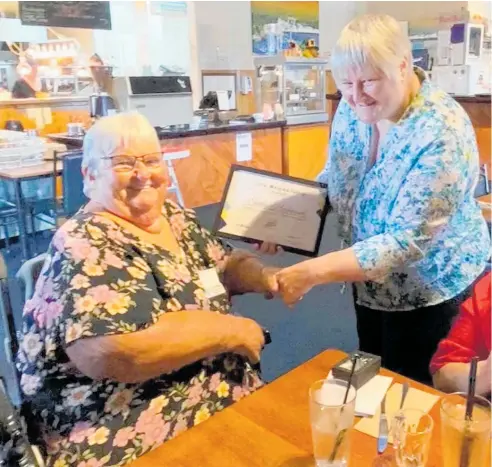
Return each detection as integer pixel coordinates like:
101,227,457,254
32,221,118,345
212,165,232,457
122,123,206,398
16,112,279,466
263,14,490,384
11,54,45,99
89,53,112,94
431,272,491,396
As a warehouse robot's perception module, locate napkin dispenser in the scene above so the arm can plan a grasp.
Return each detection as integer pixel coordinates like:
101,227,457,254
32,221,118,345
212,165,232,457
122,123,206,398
332,351,381,389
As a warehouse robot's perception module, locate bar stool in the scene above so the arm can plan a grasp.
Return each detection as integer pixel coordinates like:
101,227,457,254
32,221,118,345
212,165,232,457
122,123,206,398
162,148,187,207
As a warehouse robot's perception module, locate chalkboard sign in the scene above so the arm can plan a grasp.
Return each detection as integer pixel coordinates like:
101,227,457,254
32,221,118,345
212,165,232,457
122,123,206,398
19,1,112,30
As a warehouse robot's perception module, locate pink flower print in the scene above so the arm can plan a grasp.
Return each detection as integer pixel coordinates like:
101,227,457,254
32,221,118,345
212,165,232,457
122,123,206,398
208,373,221,392
184,304,200,310
66,238,93,262
77,459,108,467
87,246,100,263
52,230,68,253
140,416,170,451
88,285,118,304
186,381,204,407
206,242,225,264
232,386,244,402
175,264,192,284
40,278,54,300
44,301,63,328
104,250,125,269
23,298,36,317
135,407,170,450
69,421,96,444
135,407,158,434
33,299,49,328
61,218,77,233
104,388,134,416
169,213,186,238
107,228,127,244
173,414,188,437
113,427,135,448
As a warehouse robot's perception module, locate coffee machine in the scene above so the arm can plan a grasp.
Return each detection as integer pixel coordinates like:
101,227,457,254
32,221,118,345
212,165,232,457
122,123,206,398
112,76,193,126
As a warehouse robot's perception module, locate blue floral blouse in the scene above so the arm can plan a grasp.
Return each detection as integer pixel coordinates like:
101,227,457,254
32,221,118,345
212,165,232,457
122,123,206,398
318,68,490,311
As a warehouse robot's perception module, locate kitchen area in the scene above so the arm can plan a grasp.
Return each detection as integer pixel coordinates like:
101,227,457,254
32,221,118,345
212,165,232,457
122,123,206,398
0,0,490,261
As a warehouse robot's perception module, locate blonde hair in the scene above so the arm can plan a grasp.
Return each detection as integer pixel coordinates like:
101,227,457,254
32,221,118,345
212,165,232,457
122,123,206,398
331,14,412,84
82,112,159,197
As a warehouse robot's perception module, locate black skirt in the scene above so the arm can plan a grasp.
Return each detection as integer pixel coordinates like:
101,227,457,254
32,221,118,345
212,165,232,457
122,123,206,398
352,285,473,385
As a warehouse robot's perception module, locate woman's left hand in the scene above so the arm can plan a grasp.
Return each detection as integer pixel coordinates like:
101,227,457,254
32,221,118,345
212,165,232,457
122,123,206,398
276,261,318,306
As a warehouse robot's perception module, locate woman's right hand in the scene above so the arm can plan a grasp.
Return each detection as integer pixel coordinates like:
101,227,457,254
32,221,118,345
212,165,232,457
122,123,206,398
253,242,282,255
228,316,265,363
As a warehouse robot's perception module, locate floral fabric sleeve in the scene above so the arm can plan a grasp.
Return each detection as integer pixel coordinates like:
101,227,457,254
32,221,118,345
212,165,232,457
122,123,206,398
50,216,162,346
353,132,469,282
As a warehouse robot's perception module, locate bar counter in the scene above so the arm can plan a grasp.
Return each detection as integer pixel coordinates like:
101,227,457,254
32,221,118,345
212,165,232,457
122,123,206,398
0,96,90,136
49,120,286,208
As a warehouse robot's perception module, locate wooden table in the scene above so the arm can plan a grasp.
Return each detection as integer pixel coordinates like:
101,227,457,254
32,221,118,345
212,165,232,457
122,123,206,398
131,349,445,467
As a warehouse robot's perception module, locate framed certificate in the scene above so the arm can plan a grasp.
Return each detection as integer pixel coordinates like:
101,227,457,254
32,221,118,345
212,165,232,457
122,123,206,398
212,166,330,257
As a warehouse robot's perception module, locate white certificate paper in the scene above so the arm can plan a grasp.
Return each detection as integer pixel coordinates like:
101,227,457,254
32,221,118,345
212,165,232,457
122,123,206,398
214,167,329,256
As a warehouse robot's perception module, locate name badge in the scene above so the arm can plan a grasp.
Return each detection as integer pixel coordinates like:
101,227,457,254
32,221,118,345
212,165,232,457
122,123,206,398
198,268,227,299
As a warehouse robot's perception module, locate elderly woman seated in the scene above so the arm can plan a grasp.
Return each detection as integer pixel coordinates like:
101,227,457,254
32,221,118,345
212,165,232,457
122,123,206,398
16,112,279,466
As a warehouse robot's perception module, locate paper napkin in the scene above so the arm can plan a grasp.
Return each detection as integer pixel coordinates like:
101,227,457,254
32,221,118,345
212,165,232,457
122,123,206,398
354,382,441,443
326,371,394,417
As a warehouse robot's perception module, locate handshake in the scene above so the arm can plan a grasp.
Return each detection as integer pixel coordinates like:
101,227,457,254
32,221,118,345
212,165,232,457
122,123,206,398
256,244,319,307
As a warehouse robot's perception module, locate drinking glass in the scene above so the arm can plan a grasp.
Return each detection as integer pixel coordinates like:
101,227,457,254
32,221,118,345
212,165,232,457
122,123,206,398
309,379,356,467
440,393,491,467
392,409,433,467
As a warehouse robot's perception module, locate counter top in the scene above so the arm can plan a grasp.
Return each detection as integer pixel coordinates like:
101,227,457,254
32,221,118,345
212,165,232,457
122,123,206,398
326,92,491,104
453,94,491,104
155,120,286,139
48,120,286,147
326,92,342,101
0,96,89,107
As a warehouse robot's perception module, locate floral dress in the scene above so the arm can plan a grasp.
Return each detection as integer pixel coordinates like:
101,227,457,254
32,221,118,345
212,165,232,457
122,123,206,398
317,67,490,311
16,200,263,467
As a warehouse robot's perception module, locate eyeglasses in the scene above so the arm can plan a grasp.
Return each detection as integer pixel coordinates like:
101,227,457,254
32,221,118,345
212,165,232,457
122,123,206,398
101,153,164,172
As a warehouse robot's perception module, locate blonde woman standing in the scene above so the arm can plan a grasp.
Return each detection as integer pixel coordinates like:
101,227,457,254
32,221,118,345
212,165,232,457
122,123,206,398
272,15,490,383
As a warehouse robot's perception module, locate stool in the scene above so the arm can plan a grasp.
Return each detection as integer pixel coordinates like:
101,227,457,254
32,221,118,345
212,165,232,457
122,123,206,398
162,148,189,207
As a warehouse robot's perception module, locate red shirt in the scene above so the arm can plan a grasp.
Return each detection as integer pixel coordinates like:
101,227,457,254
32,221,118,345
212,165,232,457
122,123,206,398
430,272,491,375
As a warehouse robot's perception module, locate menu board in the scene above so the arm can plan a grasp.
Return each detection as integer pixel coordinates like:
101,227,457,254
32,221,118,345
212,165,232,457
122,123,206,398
19,1,112,30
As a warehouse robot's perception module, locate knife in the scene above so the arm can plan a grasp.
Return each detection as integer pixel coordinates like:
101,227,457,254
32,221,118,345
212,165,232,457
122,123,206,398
377,394,388,454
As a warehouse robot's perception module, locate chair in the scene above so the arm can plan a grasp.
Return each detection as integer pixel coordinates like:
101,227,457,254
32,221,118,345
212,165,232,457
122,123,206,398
0,254,47,466
49,150,87,228
0,252,21,408
0,381,45,466
25,150,86,254
16,253,47,310
61,152,87,218
162,149,185,207
475,163,490,198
